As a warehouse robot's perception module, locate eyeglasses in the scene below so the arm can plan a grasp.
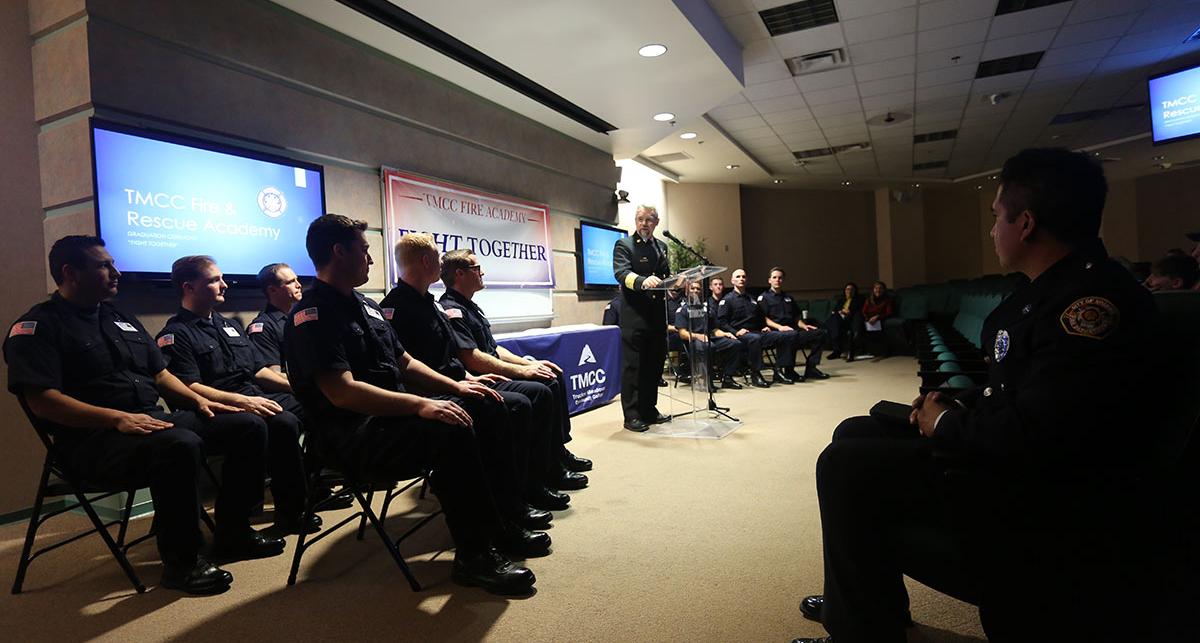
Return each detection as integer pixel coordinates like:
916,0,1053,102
465,265,483,272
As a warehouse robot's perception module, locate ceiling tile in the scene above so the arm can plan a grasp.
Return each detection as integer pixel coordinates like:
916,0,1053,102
723,11,771,46
914,108,964,124
716,93,750,107
988,3,1073,39
981,29,1058,60
781,133,829,147
1030,59,1099,83
745,60,792,85
1093,46,1173,73
709,103,760,120
720,114,770,131
764,108,817,125
918,0,997,31
1054,13,1139,47
916,94,969,113
795,68,858,92
1126,3,1197,33
810,98,865,118
815,109,868,126
916,79,972,101
826,133,871,146
743,38,783,66
1111,26,1197,55
771,119,822,134
916,43,985,73
848,33,917,64
917,18,990,53
822,123,869,137
916,64,976,87
859,75,916,97
843,7,918,44
970,70,1035,94
743,78,801,100
862,90,916,111
804,84,862,105
837,0,918,21
774,24,847,58
854,56,917,82
1041,38,1118,66
752,93,810,114
1065,0,1151,24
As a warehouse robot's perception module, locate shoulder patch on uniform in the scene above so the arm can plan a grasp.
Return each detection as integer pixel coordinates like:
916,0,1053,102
382,307,394,320
8,321,36,337
293,307,319,326
157,333,174,347
1060,296,1119,339
445,308,463,319
248,323,264,334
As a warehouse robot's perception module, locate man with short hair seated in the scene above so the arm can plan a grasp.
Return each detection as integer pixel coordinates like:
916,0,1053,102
758,266,828,381
284,214,538,596
247,262,302,374
718,268,795,386
1144,253,1199,292
3,236,283,595
157,255,317,535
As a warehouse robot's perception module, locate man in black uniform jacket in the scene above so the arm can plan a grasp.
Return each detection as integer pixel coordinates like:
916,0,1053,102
438,248,594,474
3,236,283,595
284,214,539,596
601,293,621,326
793,149,1167,643
758,267,829,381
157,255,316,535
612,205,675,432
380,234,575,521
675,280,742,390
248,262,303,373
718,269,795,386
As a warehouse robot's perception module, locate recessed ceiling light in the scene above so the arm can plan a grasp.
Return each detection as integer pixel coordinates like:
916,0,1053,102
726,164,740,170
1152,155,1166,161
638,44,667,57
653,112,675,122
913,183,921,188
841,181,852,186
989,175,997,179
772,179,785,184
976,185,982,190
680,132,698,140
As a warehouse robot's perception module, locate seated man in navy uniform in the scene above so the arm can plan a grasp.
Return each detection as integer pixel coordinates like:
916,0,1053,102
379,234,574,523
793,149,1168,643
247,262,302,373
666,288,692,384
601,293,621,326
157,255,316,535
758,267,828,381
718,269,795,386
3,236,283,595
438,248,594,475
285,214,540,596
675,280,742,390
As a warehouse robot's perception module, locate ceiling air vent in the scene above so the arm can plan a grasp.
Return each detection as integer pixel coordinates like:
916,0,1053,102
792,141,871,159
995,0,1071,16
1049,103,1145,125
785,48,847,76
913,160,949,171
914,129,958,144
760,0,839,37
647,152,693,164
975,51,1044,78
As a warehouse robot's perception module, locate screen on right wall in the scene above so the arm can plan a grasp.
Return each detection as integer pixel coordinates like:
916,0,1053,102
1150,64,1200,145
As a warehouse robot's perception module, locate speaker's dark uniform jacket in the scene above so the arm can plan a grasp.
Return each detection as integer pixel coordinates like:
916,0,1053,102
612,233,670,421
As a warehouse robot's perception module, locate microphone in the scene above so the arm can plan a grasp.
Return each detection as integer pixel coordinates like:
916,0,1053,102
662,229,681,243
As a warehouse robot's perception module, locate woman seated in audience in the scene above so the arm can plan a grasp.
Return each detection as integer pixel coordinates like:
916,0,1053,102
825,282,863,361
859,280,894,358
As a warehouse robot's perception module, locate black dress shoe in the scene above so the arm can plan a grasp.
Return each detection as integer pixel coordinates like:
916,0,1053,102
274,512,323,535
561,448,592,472
528,487,571,511
495,525,552,558
549,469,588,491
649,412,670,424
677,374,692,385
160,558,232,595
827,351,841,360
805,368,831,380
773,369,796,385
452,547,536,596
800,594,825,621
750,373,771,388
624,418,650,432
719,376,743,390
210,529,286,562
311,485,355,511
657,378,668,387
517,504,553,530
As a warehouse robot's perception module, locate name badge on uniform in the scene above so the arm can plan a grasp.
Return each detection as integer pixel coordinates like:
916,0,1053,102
248,323,264,334
222,326,240,338
639,256,648,263
994,329,1010,362
756,295,764,302
382,307,395,321
114,321,137,332
364,305,385,322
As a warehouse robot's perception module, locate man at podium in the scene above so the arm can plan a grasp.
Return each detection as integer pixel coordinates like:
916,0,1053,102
612,205,671,432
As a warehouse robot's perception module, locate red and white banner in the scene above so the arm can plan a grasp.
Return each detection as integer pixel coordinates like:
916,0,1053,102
382,168,554,288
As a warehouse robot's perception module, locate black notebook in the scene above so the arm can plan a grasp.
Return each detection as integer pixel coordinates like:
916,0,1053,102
869,400,913,427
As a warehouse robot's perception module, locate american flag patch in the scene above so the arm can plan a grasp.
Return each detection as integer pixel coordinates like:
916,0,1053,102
8,321,36,337
382,308,394,320
444,308,463,320
157,334,175,348
248,323,264,334
293,307,319,326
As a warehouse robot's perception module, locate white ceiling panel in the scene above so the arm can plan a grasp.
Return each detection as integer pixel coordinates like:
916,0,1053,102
917,0,999,31
743,78,801,100
915,94,970,113
720,114,770,130
836,0,918,21
916,79,972,100
781,133,829,147
742,37,783,65
916,63,977,87
804,84,863,106
737,126,783,139
1040,38,1118,66
715,92,750,107
1065,0,1151,25
710,103,760,120
1030,59,1099,83
862,90,917,111
980,29,1058,61
773,24,848,58
745,60,792,85
752,93,810,114
917,43,984,71
809,98,864,116
764,108,818,125
1111,26,1197,56
1053,13,1139,47
795,68,858,92
970,70,1035,94
771,119,821,134
751,0,794,10
859,75,917,97
1093,46,1173,73
988,3,1074,40
1127,3,1200,34
848,33,917,64
843,7,919,44
722,11,771,45
917,18,991,54
915,108,964,124
854,57,918,82
816,110,869,127
822,123,870,138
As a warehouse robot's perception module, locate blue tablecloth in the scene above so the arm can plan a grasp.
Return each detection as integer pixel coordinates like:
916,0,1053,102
495,324,621,416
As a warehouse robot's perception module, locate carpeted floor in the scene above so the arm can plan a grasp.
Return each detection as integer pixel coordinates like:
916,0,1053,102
0,357,986,642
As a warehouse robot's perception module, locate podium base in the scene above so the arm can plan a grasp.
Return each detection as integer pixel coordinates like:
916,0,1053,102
645,415,742,439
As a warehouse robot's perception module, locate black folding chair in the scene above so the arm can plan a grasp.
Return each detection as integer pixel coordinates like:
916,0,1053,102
286,429,441,591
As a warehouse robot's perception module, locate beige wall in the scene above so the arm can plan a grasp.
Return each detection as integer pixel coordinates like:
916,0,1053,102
664,182,743,272
739,187,878,291
1101,178,1139,260
1135,165,1200,261
923,185,983,282
874,188,927,288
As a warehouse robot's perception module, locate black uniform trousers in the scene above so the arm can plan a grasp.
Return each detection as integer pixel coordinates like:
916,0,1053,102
234,387,307,517
682,336,741,379
736,331,796,371
620,324,667,421
490,379,562,493
55,409,267,567
817,416,1150,643
331,395,520,552
792,327,826,371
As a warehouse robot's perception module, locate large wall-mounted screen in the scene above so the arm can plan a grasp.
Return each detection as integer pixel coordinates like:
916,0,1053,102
578,221,626,289
91,120,326,279
1150,64,1200,145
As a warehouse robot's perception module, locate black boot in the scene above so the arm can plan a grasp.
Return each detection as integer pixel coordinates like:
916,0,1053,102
452,547,536,596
